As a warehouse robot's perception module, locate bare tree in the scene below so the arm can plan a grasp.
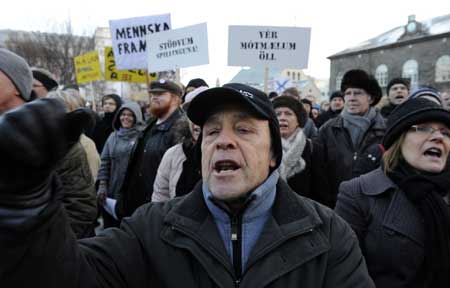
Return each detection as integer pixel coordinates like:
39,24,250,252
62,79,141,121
5,20,95,85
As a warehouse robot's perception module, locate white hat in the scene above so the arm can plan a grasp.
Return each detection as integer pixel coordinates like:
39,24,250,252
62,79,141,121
184,86,209,104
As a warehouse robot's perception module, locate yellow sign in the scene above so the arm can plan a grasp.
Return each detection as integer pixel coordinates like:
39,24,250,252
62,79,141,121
104,47,157,83
74,51,102,84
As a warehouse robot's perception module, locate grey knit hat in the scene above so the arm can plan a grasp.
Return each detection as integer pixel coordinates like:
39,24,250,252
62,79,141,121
0,48,33,101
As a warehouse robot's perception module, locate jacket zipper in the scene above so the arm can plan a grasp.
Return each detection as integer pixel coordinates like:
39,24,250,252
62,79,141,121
231,215,242,287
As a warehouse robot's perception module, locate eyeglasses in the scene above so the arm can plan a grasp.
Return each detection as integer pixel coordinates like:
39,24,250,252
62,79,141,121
409,125,450,139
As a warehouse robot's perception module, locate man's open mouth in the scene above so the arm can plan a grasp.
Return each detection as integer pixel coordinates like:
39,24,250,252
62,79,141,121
214,160,241,173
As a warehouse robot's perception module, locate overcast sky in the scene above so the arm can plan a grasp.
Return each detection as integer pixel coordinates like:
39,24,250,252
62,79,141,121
1,0,448,85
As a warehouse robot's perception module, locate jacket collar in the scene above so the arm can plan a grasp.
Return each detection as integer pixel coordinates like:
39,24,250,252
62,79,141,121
163,178,323,239
202,171,279,222
146,108,183,132
359,167,397,196
331,110,385,131
162,179,327,286
357,167,424,245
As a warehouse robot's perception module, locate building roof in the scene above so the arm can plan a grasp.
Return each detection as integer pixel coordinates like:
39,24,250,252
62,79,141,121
229,67,283,85
329,13,450,58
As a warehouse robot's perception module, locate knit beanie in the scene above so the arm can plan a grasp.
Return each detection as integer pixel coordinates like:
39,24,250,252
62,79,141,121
386,77,410,95
101,94,123,110
329,90,344,101
341,69,382,106
272,96,308,128
32,67,59,91
186,78,208,89
383,97,450,150
409,86,442,105
0,48,33,101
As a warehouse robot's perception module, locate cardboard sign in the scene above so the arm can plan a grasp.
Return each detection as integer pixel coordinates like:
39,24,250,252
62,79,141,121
104,47,157,83
146,23,209,72
109,14,171,70
228,25,311,69
74,51,102,84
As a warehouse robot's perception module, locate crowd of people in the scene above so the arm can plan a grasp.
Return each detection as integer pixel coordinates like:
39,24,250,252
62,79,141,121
1,47,450,287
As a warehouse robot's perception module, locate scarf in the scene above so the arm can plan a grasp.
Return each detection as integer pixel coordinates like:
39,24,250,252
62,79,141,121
279,128,306,180
386,160,450,287
342,107,377,147
175,140,201,197
117,127,139,139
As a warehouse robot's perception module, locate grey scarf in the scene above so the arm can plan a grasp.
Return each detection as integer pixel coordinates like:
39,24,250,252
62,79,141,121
341,107,377,147
279,128,307,180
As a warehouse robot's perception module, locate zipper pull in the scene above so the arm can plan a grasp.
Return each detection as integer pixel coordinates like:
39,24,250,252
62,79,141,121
353,152,358,160
231,217,238,241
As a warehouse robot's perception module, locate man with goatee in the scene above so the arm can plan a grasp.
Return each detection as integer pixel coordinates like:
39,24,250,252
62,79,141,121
117,79,187,218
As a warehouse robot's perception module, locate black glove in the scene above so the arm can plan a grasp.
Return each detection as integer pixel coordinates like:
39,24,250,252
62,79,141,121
0,99,90,208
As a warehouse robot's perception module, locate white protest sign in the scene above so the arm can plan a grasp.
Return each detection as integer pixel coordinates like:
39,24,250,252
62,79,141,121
109,14,171,70
146,23,209,72
228,25,311,69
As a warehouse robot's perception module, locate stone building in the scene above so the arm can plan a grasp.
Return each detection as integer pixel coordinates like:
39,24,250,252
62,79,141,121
328,14,450,95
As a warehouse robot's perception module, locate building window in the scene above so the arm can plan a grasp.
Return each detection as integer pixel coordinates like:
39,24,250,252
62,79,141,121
297,72,301,80
436,55,450,82
335,72,344,91
375,64,389,87
287,71,290,77
402,59,419,89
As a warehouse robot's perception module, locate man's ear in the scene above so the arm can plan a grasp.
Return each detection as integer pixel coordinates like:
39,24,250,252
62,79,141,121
269,157,277,168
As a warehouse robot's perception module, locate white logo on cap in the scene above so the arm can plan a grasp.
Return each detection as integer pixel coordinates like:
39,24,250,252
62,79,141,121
239,90,254,99
159,79,166,84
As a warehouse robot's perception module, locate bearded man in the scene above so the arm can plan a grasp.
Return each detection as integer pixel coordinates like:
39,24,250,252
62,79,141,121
117,79,187,218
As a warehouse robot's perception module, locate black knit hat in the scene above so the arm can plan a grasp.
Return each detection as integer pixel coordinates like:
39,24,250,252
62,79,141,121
186,78,208,89
300,98,312,107
329,90,344,101
101,94,123,110
386,77,410,95
272,96,308,128
341,69,382,106
383,97,450,150
187,83,282,169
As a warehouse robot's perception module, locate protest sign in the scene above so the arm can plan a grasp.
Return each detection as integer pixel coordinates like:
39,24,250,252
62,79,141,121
146,23,209,72
109,14,171,70
104,47,157,83
74,51,102,84
228,25,311,69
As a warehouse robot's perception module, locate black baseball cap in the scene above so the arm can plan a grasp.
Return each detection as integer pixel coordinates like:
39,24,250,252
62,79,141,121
148,79,182,96
187,83,282,169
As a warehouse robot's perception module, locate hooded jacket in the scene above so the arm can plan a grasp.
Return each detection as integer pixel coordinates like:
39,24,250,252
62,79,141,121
97,102,144,199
